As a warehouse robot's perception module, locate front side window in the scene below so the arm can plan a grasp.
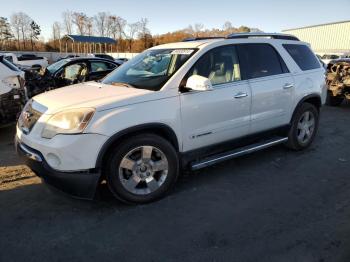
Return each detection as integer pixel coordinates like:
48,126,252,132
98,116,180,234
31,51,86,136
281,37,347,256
237,44,288,79
187,45,241,86
102,49,195,91
283,44,321,71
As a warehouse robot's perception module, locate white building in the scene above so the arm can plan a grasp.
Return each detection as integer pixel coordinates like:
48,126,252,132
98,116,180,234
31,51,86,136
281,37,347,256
283,20,350,55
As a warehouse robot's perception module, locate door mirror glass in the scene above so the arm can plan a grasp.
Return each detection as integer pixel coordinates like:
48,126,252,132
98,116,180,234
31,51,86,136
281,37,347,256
185,75,213,91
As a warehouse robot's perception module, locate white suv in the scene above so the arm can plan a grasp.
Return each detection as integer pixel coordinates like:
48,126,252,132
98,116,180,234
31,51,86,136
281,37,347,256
16,33,326,203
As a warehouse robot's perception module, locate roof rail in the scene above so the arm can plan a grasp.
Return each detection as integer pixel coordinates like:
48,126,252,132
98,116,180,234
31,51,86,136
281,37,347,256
182,36,225,42
226,33,300,41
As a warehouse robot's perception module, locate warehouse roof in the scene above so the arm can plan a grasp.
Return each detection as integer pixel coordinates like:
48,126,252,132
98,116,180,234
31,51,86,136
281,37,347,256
283,20,350,32
62,35,117,44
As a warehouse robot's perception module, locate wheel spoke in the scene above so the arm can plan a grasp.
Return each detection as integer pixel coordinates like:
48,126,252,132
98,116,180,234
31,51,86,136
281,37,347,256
145,177,159,192
307,118,315,128
141,146,153,161
298,129,306,142
297,122,303,130
124,174,141,191
120,158,135,170
152,159,168,172
304,111,310,121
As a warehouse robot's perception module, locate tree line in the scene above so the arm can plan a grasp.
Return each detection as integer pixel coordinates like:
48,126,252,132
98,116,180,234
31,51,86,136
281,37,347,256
0,11,261,53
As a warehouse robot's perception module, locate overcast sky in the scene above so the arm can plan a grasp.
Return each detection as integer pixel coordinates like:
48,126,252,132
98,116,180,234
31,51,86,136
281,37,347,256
1,0,349,41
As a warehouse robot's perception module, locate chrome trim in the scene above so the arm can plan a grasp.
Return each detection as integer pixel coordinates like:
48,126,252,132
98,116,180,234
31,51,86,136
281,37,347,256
18,143,43,162
234,92,248,99
191,137,288,170
283,83,294,89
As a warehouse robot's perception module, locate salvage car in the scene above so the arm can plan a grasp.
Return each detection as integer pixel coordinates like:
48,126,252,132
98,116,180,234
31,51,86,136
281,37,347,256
326,58,350,106
16,33,326,204
3,53,48,70
25,57,120,98
0,56,26,126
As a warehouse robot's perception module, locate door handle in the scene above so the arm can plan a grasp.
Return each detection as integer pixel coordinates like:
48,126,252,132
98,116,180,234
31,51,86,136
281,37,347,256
283,83,294,89
234,92,248,99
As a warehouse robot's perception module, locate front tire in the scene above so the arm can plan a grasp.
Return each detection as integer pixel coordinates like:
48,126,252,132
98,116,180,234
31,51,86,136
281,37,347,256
105,134,179,204
286,102,319,151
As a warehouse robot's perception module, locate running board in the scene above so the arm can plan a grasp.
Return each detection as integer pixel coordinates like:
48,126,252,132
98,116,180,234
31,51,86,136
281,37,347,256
191,137,288,170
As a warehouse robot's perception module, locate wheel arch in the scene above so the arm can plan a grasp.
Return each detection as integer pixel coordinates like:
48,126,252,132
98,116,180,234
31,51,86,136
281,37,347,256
95,123,180,170
290,94,322,123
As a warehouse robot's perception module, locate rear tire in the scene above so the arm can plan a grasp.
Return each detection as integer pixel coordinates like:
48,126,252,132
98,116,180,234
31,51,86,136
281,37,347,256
105,134,179,204
286,102,319,151
326,92,343,106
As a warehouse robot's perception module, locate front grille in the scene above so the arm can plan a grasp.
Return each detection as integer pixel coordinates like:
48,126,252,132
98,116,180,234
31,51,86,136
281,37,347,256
18,100,43,134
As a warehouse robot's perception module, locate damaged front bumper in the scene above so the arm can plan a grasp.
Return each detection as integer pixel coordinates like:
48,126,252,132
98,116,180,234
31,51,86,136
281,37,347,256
15,137,101,200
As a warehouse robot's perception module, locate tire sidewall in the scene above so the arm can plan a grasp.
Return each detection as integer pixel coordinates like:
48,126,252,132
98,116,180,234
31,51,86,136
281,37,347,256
288,103,319,150
106,134,179,204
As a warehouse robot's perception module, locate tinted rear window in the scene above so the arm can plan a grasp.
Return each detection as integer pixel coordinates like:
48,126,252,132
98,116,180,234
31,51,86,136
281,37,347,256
237,44,288,79
283,44,320,71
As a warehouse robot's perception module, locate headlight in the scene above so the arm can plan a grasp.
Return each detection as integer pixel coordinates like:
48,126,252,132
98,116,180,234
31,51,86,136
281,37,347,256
41,108,95,139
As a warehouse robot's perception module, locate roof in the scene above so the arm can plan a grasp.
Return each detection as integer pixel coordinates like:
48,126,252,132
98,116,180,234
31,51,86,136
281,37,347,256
62,35,117,44
283,20,350,32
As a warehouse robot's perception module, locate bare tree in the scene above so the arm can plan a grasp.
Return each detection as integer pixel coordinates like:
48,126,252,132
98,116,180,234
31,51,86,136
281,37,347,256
223,21,233,31
52,22,61,40
94,12,108,36
52,21,61,49
194,23,204,36
10,12,31,50
86,17,94,36
138,18,150,49
62,11,73,35
72,12,88,35
126,22,141,51
10,13,21,49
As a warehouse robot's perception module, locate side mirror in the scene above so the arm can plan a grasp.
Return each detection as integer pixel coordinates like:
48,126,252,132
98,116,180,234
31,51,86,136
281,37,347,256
185,75,213,92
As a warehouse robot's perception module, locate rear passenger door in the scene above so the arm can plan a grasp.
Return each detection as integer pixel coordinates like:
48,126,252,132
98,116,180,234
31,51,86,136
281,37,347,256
237,43,294,133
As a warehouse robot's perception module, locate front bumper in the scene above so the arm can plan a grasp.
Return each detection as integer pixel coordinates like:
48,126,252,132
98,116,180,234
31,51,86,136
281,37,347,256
15,137,101,199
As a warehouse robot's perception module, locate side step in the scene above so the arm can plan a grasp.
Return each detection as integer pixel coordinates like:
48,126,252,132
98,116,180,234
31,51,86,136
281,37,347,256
191,137,288,170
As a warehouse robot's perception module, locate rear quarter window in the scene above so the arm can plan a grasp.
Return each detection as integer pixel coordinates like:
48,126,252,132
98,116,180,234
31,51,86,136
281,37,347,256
283,44,320,71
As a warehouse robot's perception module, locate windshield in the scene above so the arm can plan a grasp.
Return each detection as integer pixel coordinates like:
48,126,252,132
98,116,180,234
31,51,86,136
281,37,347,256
46,59,70,73
102,49,195,91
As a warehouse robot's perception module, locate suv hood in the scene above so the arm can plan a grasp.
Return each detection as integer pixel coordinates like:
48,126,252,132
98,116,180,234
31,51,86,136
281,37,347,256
33,81,155,114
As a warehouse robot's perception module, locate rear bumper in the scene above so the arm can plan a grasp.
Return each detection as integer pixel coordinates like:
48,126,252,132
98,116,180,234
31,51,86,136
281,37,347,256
15,137,101,199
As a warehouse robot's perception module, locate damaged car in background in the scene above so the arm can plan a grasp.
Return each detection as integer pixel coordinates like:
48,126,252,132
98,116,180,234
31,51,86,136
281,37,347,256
25,57,120,98
0,56,26,126
326,58,350,106
3,53,48,71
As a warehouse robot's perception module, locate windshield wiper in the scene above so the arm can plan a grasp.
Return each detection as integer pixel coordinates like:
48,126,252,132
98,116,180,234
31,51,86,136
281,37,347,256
110,82,135,88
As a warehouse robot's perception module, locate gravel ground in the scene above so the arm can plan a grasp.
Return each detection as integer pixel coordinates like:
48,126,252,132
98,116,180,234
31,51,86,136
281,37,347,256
1,104,350,262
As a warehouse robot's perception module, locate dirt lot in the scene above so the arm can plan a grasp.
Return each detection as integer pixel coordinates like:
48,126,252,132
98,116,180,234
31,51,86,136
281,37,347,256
1,104,350,262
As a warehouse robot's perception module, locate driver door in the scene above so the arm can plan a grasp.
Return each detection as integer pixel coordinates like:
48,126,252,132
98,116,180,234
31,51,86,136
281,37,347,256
180,45,251,152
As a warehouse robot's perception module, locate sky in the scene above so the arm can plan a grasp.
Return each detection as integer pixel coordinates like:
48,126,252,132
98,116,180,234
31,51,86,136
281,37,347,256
1,0,350,41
